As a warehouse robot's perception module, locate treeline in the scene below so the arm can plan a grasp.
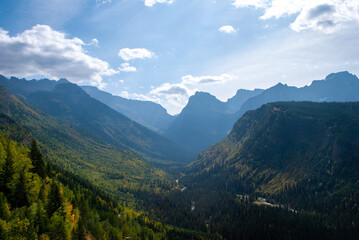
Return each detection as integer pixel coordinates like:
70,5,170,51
0,135,216,240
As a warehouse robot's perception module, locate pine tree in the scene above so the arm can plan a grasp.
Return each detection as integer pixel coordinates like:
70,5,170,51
29,140,46,179
0,141,15,196
34,200,49,236
72,216,86,240
47,181,63,217
49,212,68,240
0,193,11,220
12,169,29,208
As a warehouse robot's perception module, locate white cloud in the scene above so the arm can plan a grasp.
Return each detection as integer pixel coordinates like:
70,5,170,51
149,83,195,114
120,90,129,98
118,48,155,61
233,0,359,33
144,0,174,7
233,0,268,9
0,25,117,87
182,74,235,85
219,25,236,34
144,73,235,114
96,0,111,5
118,63,137,72
151,83,193,96
88,38,99,47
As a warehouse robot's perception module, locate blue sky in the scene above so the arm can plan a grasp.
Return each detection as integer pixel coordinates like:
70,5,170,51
0,0,359,114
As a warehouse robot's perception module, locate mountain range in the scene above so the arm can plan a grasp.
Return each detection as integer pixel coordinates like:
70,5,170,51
0,75,192,165
163,71,359,154
1,71,359,239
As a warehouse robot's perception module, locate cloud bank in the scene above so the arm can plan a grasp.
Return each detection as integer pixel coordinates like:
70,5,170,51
0,25,116,87
233,0,359,33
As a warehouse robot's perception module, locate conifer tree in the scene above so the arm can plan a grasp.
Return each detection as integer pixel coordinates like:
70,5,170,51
72,216,86,240
49,212,68,240
47,181,63,217
29,139,46,179
34,200,48,236
0,142,15,196
12,169,29,208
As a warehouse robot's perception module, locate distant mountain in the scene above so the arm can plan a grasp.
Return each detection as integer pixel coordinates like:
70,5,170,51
164,71,359,154
0,75,193,165
163,89,263,153
226,88,264,113
0,74,68,97
26,83,192,164
163,92,235,152
82,86,174,132
0,84,167,195
236,71,359,118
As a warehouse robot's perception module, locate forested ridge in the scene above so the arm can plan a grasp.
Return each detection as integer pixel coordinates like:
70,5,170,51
0,135,219,239
0,84,172,204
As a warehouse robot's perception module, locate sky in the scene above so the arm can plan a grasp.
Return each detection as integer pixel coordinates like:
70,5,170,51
0,0,359,115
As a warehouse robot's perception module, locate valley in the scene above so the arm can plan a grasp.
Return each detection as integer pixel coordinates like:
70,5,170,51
1,72,359,239
1,1,359,238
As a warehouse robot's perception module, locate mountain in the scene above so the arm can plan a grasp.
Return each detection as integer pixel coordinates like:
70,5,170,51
0,84,168,197
0,76,193,165
163,92,234,152
164,71,359,154
82,86,174,133
138,102,359,240
0,74,68,97
236,71,359,118
169,101,359,239
163,89,263,153
226,88,264,112
188,101,359,196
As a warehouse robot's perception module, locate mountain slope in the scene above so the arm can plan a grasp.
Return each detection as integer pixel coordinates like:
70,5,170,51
0,84,168,197
136,101,359,240
82,86,174,132
0,76,192,164
188,102,359,196
26,83,192,164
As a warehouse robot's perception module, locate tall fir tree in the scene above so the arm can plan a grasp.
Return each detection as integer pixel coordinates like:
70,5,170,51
12,169,29,208
29,140,46,179
47,181,63,217
0,141,15,196
72,216,86,240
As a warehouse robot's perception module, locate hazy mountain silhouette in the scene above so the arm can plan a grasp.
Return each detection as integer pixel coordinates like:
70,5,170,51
82,86,174,133
163,90,262,152
164,71,359,154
